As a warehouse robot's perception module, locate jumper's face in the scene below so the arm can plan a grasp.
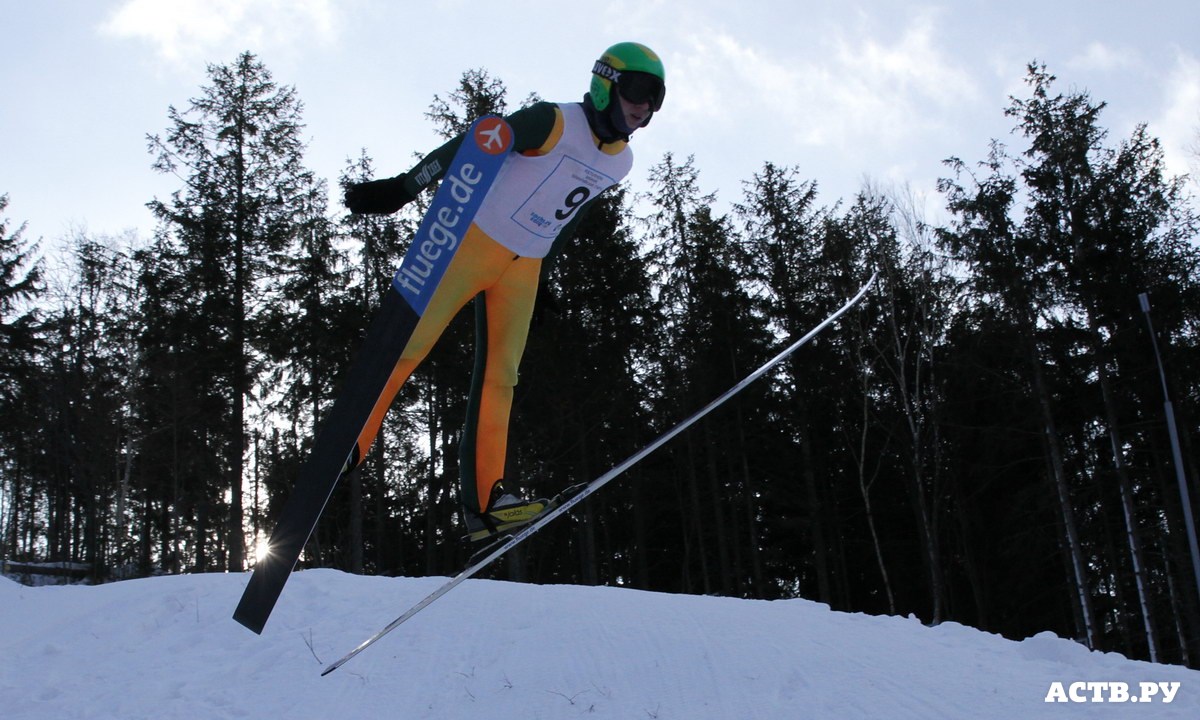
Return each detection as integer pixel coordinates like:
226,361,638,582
612,69,664,131
618,94,652,130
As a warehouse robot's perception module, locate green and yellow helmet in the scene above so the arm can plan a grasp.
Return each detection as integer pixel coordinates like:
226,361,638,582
590,42,665,112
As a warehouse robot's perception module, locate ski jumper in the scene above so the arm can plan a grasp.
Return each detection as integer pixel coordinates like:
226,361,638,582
351,101,633,514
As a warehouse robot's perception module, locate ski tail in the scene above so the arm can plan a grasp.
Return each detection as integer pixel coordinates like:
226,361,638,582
234,293,420,634
320,272,877,674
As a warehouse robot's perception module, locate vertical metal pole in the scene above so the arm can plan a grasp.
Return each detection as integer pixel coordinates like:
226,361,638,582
1139,292,1200,607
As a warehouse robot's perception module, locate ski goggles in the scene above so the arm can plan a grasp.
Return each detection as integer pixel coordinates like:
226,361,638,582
617,71,666,111
593,61,666,111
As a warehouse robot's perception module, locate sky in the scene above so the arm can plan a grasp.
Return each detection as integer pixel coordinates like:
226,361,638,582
2,0,1198,258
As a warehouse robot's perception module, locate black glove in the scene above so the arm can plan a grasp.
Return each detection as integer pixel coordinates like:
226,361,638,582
344,174,415,214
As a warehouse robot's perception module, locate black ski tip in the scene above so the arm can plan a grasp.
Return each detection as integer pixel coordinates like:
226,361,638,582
232,607,267,635
231,551,298,634
232,570,279,634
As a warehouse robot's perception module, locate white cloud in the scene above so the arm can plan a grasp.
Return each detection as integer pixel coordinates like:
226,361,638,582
1153,50,1200,181
824,14,978,141
669,12,977,150
1065,41,1139,73
99,0,338,66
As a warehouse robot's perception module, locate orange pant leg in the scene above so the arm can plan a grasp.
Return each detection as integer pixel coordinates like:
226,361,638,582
351,225,516,471
466,252,541,511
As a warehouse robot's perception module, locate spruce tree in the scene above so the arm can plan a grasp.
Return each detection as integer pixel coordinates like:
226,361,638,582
644,153,771,596
146,52,314,571
0,195,44,567
1009,64,1200,662
0,195,42,405
938,62,1200,660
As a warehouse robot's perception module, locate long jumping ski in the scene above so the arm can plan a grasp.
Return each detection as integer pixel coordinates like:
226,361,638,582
320,272,878,675
233,116,515,635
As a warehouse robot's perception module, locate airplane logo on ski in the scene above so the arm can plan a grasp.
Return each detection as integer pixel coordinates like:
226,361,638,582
474,116,512,154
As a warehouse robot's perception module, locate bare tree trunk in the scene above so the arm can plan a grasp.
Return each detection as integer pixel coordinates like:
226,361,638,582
373,447,390,574
0,466,12,565
1031,346,1097,648
684,435,711,595
425,384,440,576
1165,562,1193,665
576,425,598,586
733,407,764,596
630,426,650,588
877,261,943,622
704,422,733,595
228,122,248,575
169,389,182,574
1095,343,1159,660
349,467,363,574
115,432,137,577
856,377,895,614
797,417,831,605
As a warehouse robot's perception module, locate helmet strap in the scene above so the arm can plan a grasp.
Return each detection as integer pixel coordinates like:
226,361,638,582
592,60,622,85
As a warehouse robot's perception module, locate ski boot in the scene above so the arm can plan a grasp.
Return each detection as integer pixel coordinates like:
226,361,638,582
463,481,549,542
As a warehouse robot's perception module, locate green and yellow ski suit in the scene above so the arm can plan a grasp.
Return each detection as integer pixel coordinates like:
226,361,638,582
353,101,634,514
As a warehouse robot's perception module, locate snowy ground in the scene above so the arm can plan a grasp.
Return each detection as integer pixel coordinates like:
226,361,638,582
2,569,1198,719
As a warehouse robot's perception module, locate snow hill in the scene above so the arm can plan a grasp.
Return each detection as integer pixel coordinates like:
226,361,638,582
2,569,1198,719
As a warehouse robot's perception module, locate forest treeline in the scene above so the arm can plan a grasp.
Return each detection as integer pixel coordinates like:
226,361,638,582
2,52,1199,667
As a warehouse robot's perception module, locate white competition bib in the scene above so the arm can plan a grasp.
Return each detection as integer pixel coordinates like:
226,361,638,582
508,156,617,239
473,103,633,257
